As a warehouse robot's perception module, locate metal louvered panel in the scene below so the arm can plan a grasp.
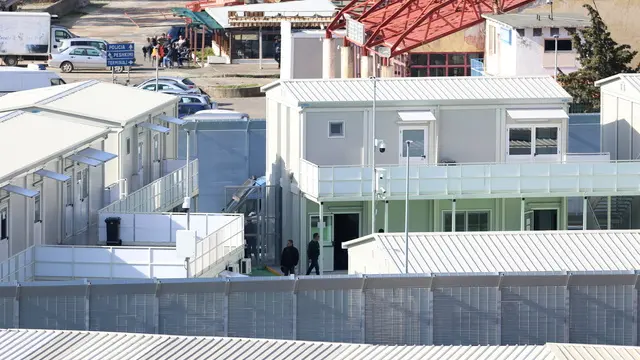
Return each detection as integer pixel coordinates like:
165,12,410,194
19,286,85,330
0,297,13,328
296,289,362,343
433,287,498,345
364,288,430,345
570,285,635,345
228,291,294,339
501,286,566,345
89,285,155,333
158,292,225,336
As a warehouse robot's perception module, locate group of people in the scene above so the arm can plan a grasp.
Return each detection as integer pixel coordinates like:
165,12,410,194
142,33,191,69
280,233,321,276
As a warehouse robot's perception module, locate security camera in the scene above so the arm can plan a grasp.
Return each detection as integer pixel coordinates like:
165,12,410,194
378,187,387,194
378,172,385,180
545,0,552,4
375,139,386,153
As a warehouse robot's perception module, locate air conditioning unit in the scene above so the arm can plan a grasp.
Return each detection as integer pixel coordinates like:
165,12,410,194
226,264,237,273
240,258,251,274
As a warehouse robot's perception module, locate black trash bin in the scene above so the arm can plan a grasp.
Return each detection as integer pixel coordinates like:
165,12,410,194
104,217,122,246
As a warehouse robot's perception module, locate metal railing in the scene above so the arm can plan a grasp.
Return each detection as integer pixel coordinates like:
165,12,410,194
99,160,199,214
0,247,35,282
299,154,640,199
190,214,245,277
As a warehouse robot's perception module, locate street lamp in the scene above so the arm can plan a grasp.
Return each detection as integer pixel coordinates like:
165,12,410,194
553,34,559,80
370,76,377,234
404,140,412,274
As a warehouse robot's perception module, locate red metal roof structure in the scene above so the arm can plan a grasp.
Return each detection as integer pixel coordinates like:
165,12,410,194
328,0,537,57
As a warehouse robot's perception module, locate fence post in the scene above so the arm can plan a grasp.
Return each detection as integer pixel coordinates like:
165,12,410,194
223,279,230,336
564,273,571,342
496,275,503,345
427,276,434,345
360,275,367,344
13,282,20,328
84,279,91,330
292,277,298,340
154,279,161,334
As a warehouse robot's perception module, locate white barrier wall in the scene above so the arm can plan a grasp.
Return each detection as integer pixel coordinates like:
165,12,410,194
0,247,34,282
190,214,245,277
98,213,239,245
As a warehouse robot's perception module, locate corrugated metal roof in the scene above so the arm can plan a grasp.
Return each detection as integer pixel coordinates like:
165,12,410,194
4,329,640,359
262,77,572,105
0,113,111,184
482,13,589,29
355,231,640,274
0,80,178,126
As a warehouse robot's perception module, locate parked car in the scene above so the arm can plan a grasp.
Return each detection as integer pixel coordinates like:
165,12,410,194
136,76,198,90
185,109,250,121
137,80,200,94
59,38,108,52
159,90,216,109
48,46,124,73
178,103,211,118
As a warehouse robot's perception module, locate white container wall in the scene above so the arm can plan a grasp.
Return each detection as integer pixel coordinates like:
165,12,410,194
191,214,245,277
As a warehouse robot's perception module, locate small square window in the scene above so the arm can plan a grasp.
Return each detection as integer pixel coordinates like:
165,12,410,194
533,28,542,37
328,121,344,138
550,27,560,36
516,28,525,37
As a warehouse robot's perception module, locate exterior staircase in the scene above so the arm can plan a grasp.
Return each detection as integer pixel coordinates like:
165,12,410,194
590,196,633,229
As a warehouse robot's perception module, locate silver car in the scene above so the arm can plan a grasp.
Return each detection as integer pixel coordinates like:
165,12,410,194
48,46,124,73
137,80,200,94
136,76,198,90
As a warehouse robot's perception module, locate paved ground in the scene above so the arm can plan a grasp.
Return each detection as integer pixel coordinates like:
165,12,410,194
46,0,279,117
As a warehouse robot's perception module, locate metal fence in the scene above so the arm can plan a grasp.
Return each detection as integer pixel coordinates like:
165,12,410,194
2,273,640,346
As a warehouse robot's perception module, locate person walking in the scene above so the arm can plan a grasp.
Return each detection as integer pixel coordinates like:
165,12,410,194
273,37,281,69
306,233,320,275
280,239,299,276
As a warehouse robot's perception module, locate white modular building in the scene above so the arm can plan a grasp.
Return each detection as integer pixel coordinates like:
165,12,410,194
0,81,183,255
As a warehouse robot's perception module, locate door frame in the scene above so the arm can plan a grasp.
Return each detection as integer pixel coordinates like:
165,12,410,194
398,125,429,164
506,124,561,163
308,209,362,272
528,206,560,230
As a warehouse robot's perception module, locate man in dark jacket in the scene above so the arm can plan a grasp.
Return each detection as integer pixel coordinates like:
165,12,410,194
273,37,281,69
280,239,299,276
306,233,320,275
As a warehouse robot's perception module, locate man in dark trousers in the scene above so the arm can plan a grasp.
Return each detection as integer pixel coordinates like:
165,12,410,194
280,239,299,276
306,233,320,275
273,37,281,69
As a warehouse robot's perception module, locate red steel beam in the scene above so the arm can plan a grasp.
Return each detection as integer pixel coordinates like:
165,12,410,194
363,0,422,48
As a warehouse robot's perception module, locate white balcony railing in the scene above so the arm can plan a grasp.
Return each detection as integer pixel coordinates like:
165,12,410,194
190,214,245,278
100,159,199,214
299,154,640,200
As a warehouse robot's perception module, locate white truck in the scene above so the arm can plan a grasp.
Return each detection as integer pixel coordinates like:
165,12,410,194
0,66,66,94
0,12,75,66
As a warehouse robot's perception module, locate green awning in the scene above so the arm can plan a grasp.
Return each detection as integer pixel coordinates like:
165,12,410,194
171,7,223,30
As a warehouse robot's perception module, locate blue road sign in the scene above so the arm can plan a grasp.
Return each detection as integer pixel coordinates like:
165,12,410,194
107,43,135,67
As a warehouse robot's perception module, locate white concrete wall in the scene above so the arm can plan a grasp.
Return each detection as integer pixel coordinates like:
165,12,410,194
485,19,580,76
280,23,342,80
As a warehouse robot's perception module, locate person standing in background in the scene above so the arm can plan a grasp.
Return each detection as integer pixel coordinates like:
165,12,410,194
306,233,320,275
280,239,299,276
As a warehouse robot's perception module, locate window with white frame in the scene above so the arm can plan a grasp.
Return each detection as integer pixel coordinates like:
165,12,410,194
65,180,72,205
443,211,490,232
328,121,344,138
34,193,41,223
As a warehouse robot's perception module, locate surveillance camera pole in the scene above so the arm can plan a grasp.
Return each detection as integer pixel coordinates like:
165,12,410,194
404,140,412,274
370,76,377,234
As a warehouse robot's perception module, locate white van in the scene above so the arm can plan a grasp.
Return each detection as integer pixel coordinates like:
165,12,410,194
0,67,66,93
185,109,250,121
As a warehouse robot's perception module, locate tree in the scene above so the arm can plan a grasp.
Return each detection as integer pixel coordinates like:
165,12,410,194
558,4,639,113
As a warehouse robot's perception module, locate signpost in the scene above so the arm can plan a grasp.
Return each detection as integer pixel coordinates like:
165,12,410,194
107,43,135,84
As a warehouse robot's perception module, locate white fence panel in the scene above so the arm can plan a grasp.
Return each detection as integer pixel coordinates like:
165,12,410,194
98,212,239,245
33,245,186,280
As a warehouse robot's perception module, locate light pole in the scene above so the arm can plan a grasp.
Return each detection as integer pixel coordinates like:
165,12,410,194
404,140,412,274
553,34,559,80
370,76,377,234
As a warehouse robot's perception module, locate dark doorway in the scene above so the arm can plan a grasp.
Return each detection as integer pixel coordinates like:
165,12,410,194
333,213,360,271
533,209,558,230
